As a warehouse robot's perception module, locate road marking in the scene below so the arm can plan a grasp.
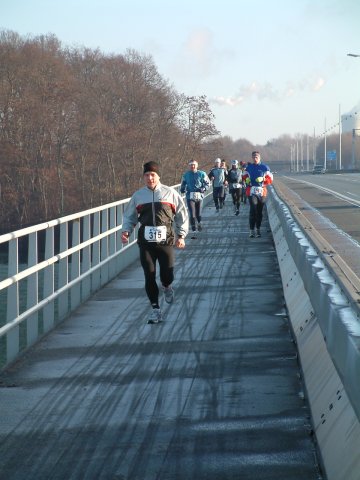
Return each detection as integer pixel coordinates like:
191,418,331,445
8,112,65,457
282,176,360,207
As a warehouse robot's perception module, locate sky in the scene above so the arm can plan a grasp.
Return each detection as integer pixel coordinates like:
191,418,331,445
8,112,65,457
1,0,360,145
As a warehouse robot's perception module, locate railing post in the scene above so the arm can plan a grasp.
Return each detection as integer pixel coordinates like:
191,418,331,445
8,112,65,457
27,232,38,346
58,222,69,321
101,209,109,285
109,206,116,279
70,219,81,310
43,227,55,333
82,215,91,300
6,238,19,363
92,212,101,291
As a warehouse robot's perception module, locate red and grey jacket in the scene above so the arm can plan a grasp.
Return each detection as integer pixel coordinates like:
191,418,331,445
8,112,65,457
122,183,189,245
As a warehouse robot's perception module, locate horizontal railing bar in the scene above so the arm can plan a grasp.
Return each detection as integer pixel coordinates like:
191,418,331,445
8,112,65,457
0,198,129,245
0,224,129,292
0,241,134,338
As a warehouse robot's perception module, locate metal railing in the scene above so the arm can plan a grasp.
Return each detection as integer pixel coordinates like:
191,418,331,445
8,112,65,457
0,196,140,368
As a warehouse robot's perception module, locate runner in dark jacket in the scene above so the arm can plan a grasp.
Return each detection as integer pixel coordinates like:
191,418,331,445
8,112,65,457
227,160,243,216
121,161,188,323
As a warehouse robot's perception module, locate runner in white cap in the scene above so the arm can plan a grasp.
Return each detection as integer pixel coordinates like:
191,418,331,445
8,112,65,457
208,158,227,211
227,160,243,215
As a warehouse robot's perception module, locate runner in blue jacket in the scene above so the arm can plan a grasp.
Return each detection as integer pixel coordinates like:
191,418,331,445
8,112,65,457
208,158,227,211
180,160,210,236
243,151,273,238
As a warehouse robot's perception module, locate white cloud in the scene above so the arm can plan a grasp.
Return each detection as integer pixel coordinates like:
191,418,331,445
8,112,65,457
312,77,325,91
210,75,326,107
172,28,234,78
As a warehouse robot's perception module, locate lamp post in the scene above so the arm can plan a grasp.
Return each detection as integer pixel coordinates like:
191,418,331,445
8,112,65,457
339,104,342,170
347,54,360,169
351,128,360,169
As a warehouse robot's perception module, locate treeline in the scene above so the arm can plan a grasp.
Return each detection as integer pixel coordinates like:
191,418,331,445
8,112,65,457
1,30,358,234
0,30,221,234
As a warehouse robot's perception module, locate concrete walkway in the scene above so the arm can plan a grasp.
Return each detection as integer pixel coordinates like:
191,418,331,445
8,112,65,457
0,197,323,480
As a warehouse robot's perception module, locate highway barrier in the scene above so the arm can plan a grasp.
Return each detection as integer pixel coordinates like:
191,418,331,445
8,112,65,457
268,184,360,480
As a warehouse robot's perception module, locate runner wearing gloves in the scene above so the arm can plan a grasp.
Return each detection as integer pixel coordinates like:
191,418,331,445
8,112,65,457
243,151,273,238
180,160,210,238
121,161,188,324
208,158,227,211
227,160,243,215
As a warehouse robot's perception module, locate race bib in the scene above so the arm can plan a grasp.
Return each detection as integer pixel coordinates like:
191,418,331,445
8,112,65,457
144,226,167,242
250,186,264,196
190,191,202,201
232,183,241,189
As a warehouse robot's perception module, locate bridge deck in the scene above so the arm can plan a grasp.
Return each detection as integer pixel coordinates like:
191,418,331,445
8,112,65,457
0,198,322,479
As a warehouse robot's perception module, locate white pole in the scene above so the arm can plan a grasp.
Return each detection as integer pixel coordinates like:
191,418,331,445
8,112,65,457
324,118,327,169
296,141,299,171
313,127,316,165
339,104,342,170
306,135,309,171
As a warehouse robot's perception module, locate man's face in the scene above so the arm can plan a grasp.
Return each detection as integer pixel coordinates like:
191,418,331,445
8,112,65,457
144,171,160,190
189,163,198,172
252,155,260,164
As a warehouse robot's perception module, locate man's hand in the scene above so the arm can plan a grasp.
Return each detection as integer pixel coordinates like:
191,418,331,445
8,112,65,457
175,237,185,249
255,176,264,183
121,231,130,244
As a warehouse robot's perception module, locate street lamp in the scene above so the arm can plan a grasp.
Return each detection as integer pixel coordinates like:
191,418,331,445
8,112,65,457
351,128,360,169
347,54,360,169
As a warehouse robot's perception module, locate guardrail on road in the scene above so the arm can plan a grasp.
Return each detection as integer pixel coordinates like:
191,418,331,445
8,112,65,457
268,184,360,480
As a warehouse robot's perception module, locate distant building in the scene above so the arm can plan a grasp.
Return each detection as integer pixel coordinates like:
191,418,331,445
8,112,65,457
342,101,360,134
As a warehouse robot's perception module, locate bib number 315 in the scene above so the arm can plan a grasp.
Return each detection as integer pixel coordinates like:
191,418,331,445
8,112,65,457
144,226,167,242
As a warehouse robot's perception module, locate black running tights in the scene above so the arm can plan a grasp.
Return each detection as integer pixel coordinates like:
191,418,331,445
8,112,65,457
139,244,174,305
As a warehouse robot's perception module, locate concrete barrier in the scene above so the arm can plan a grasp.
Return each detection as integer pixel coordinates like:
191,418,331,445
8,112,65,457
267,186,360,480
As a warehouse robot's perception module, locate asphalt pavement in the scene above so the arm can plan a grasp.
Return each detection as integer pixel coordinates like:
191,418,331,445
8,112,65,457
0,196,323,480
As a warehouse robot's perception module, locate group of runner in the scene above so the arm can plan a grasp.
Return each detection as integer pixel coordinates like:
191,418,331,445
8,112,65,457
121,151,273,323
180,151,273,238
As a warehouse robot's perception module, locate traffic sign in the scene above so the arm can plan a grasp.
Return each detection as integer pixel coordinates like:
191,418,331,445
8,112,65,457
327,150,337,160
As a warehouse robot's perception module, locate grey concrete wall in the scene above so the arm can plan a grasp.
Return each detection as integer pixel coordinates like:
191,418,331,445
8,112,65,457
267,187,360,480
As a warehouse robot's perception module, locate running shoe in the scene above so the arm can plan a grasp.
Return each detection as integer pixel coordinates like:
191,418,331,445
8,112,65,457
256,229,261,237
197,222,202,231
163,286,174,304
147,308,162,324
249,230,255,238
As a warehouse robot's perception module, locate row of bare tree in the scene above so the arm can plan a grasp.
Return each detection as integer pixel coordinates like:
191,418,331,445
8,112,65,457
1,30,359,234
0,30,222,233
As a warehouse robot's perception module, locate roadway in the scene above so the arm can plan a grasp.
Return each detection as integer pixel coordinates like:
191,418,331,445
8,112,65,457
273,172,360,281
277,172,360,243
0,196,323,480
